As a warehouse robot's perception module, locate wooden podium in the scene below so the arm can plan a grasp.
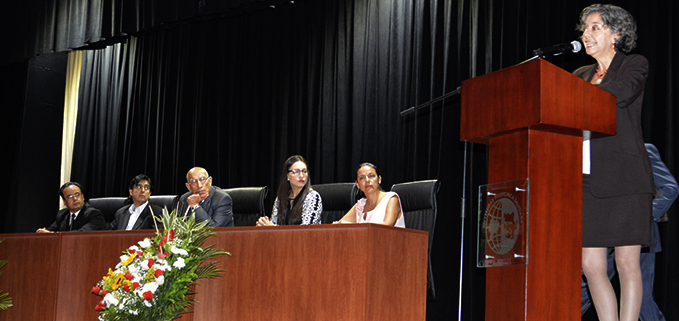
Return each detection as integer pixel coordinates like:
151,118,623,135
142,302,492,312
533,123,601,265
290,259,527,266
0,224,427,320
460,58,616,320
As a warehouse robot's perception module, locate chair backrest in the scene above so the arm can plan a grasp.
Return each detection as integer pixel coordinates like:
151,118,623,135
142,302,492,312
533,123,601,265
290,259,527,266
312,183,359,224
149,195,180,213
224,186,268,227
391,179,441,300
87,197,130,224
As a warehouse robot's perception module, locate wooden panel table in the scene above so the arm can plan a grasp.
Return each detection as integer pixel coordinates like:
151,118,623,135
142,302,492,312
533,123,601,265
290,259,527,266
0,224,427,320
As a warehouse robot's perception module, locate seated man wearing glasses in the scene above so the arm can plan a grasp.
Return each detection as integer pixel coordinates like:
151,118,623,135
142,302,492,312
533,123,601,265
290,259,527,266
110,174,164,230
36,182,106,232
178,167,233,227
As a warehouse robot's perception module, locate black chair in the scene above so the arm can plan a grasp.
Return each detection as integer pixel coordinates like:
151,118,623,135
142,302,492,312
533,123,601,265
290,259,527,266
87,197,130,225
149,195,180,213
391,179,441,300
312,183,359,224
224,187,268,227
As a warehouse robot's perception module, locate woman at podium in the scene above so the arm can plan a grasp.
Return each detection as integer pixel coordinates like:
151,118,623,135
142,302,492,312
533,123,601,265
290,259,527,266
573,4,655,321
256,155,323,226
335,163,405,227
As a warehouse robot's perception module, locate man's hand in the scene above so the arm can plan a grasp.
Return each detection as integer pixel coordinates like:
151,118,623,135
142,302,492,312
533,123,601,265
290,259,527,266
187,194,202,207
36,228,53,233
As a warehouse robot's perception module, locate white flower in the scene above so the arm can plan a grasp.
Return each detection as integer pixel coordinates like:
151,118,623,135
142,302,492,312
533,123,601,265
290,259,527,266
173,257,186,269
128,264,139,274
128,245,140,252
142,282,159,294
155,260,172,271
144,300,153,307
171,246,189,256
156,275,165,285
138,238,152,248
141,260,152,270
103,293,119,306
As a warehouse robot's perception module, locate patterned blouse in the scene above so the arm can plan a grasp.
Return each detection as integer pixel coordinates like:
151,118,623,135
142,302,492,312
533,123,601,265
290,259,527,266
271,189,323,225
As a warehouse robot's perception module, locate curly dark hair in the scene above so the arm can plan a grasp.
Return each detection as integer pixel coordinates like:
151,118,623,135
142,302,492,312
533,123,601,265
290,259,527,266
577,4,637,53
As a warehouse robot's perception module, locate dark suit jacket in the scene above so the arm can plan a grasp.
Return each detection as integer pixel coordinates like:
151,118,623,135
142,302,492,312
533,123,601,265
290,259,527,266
110,203,164,231
646,143,678,252
46,203,106,232
178,186,233,227
573,52,655,198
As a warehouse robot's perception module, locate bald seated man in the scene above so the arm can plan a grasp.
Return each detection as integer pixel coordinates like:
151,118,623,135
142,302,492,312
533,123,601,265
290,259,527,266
177,167,233,227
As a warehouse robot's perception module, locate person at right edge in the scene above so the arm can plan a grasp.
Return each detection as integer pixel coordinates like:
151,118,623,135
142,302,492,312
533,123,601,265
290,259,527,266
574,4,655,321
581,143,678,320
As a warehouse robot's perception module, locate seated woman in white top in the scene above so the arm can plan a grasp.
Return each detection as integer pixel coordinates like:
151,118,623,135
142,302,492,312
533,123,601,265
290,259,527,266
256,155,322,226
336,163,405,228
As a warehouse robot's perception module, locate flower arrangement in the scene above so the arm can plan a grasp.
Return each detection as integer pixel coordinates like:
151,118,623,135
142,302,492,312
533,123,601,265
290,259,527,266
91,208,229,320
0,240,13,311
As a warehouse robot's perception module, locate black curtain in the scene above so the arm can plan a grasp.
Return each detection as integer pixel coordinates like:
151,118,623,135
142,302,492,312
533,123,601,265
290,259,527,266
2,0,678,320
0,0,317,66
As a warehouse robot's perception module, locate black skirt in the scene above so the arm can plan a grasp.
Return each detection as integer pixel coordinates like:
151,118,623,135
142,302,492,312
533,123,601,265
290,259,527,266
582,174,652,247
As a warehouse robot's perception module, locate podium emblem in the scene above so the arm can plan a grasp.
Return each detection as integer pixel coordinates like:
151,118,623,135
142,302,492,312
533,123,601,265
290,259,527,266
485,192,523,255
477,179,529,267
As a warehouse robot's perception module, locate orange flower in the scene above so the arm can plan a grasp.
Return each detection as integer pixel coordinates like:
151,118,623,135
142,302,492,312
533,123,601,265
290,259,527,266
122,252,137,266
111,274,124,290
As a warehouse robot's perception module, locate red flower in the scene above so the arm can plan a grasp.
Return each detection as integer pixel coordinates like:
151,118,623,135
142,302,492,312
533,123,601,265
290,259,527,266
158,252,168,259
128,249,135,255
101,290,109,296
123,284,130,292
132,282,140,289
137,250,143,256
148,258,155,268
100,301,106,307
95,304,103,311
158,229,175,247
124,272,133,280
154,269,164,278
91,286,101,295
143,291,153,300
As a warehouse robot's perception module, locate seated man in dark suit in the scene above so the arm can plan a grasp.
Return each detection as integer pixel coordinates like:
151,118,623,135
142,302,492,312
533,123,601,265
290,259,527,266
36,182,106,232
178,167,233,227
110,174,163,230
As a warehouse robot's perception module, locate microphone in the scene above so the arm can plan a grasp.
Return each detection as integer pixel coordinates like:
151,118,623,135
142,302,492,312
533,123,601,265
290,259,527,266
533,40,582,57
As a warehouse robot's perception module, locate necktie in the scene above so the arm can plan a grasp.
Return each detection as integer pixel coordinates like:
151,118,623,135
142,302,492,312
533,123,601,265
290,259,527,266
70,213,75,230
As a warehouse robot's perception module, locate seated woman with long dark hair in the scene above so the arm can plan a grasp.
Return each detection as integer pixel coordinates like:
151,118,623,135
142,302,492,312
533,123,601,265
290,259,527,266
335,163,405,227
256,155,322,226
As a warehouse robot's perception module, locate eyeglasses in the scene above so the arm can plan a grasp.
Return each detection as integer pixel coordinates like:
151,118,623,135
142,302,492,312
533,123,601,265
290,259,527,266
66,192,82,200
288,169,308,175
357,173,378,182
134,184,150,191
188,176,210,186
